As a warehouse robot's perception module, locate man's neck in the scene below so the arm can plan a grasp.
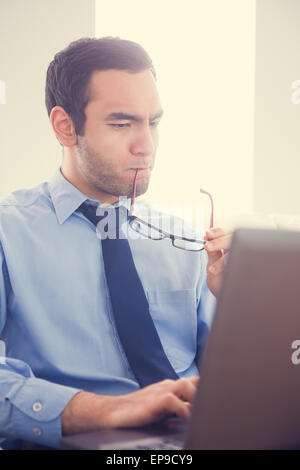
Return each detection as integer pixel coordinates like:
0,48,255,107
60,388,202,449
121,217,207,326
60,158,119,206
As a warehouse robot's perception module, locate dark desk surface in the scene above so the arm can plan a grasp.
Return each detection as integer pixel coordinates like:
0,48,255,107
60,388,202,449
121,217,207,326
60,418,185,450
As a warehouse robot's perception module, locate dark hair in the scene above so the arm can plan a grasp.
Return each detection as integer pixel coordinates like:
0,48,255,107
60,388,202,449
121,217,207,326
45,37,156,136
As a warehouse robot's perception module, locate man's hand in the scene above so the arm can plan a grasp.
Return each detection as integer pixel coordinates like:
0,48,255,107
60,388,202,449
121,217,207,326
61,377,199,436
204,227,232,297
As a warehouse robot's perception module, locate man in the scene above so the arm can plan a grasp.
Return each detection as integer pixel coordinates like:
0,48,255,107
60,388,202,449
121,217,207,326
0,37,231,449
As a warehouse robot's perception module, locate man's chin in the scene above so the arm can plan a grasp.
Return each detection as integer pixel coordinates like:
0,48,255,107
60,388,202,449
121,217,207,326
103,172,151,199
132,177,150,198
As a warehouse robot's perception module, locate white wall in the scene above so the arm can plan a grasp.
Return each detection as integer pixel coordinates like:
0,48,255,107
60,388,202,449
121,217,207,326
254,0,300,215
0,0,95,198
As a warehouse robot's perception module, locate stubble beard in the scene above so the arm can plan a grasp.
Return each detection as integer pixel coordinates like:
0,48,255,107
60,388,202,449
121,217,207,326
75,137,151,200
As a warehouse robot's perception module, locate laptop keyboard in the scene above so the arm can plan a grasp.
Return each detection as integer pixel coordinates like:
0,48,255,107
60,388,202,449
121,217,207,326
103,436,183,450
134,437,183,450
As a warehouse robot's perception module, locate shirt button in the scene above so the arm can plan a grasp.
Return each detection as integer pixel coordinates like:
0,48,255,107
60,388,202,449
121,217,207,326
32,401,43,412
33,427,42,437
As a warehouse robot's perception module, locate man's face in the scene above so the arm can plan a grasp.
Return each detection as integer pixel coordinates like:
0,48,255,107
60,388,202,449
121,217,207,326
74,69,163,202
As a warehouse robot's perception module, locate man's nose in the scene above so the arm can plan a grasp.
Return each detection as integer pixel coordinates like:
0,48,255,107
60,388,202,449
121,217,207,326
130,125,156,157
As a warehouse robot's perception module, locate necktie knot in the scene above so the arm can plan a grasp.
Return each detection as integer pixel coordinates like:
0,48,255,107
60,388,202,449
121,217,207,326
78,203,125,240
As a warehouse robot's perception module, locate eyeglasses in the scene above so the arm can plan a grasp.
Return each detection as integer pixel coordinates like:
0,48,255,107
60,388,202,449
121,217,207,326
128,170,214,251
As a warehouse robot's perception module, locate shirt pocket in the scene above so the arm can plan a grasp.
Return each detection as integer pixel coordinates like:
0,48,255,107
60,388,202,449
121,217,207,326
145,289,197,373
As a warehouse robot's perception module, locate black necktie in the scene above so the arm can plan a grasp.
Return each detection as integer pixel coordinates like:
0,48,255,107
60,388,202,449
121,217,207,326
78,202,179,387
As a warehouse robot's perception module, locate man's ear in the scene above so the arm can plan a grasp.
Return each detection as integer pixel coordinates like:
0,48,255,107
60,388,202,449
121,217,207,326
50,106,77,147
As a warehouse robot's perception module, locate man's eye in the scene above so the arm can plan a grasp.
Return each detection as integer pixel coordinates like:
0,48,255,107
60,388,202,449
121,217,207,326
110,123,130,128
109,121,160,129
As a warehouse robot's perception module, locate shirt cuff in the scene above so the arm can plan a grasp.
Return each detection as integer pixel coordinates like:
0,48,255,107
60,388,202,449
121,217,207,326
4,376,81,448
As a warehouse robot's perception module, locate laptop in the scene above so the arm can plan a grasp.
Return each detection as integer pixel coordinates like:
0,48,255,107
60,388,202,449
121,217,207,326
60,228,300,450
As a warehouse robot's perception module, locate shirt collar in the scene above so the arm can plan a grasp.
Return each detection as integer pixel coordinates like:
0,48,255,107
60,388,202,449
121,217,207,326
48,168,131,224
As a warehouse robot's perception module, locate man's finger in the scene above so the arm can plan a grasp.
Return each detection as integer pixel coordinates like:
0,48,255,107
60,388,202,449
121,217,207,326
207,253,229,275
205,234,232,252
173,377,199,403
158,393,191,421
206,227,232,240
188,376,200,386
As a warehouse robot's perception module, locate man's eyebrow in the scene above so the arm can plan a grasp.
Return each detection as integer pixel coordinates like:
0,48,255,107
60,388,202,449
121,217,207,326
104,110,164,122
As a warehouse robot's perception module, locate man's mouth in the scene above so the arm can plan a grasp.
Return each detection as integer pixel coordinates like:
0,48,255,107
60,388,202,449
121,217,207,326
128,167,152,178
135,168,151,178
129,166,151,171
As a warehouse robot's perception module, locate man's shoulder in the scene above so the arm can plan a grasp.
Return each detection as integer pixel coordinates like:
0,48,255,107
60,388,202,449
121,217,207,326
0,181,49,210
0,182,52,230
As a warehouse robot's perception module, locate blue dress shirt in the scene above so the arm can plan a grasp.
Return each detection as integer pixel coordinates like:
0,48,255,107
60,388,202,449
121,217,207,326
0,168,216,449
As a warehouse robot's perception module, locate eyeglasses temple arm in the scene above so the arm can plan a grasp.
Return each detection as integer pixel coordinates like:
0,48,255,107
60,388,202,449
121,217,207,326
129,169,139,216
200,188,214,229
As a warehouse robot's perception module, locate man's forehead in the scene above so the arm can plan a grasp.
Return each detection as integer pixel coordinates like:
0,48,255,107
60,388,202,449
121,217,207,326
88,69,160,107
